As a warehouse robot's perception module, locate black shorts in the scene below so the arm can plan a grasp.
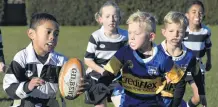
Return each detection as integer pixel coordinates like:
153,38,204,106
185,71,205,85
185,71,194,83
85,71,119,105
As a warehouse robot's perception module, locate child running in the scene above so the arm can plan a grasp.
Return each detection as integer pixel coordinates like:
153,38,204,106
3,13,85,107
84,1,128,107
183,1,212,106
158,11,206,107
98,10,184,107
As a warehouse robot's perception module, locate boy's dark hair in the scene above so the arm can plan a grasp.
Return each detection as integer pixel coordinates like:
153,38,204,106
187,0,205,13
29,13,59,29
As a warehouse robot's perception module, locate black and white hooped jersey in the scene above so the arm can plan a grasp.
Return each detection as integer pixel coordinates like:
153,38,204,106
183,25,212,58
84,26,128,73
0,29,4,63
3,43,68,99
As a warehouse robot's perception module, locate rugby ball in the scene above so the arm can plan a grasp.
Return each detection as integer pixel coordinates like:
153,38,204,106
59,58,84,100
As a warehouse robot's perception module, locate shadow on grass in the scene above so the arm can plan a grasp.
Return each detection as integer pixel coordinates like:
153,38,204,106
0,97,12,102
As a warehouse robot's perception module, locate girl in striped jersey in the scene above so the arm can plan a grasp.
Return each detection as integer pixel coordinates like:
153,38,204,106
84,1,128,107
183,1,211,106
0,29,5,72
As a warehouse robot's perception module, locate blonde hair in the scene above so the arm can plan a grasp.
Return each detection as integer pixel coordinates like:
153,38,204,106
163,11,188,29
126,10,156,33
95,1,122,24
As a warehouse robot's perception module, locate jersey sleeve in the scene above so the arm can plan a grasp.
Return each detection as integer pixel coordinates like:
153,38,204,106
160,56,184,83
205,28,212,49
0,29,5,63
171,76,186,106
84,35,97,60
104,47,125,75
3,53,30,99
187,57,205,95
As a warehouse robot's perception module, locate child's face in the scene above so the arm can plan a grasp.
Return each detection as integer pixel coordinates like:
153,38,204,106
162,23,185,47
99,5,119,32
186,4,204,26
28,20,59,56
128,22,153,51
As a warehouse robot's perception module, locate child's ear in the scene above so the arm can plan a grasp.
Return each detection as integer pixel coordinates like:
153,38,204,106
27,29,35,40
149,32,156,41
161,28,166,37
185,13,189,19
98,17,103,25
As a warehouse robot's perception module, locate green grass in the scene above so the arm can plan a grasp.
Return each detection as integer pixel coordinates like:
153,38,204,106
0,25,217,107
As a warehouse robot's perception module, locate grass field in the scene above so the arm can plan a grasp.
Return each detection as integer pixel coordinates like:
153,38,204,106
0,25,217,107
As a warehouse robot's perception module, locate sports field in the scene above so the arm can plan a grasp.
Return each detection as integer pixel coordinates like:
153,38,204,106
0,25,217,107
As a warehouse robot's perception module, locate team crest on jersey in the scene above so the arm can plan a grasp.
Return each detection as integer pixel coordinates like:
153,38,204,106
148,66,158,76
126,60,133,69
180,64,188,71
25,70,33,77
99,44,105,48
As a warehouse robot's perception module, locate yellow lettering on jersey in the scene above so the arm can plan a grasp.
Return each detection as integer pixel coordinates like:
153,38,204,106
161,83,176,97
121,73,166,94
166,65,185,84
104,56,123,75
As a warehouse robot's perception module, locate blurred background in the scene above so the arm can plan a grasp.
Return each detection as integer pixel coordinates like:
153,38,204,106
0,0,218,26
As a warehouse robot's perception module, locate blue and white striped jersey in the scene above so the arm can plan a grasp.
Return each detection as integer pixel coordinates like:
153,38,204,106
183,25,212,58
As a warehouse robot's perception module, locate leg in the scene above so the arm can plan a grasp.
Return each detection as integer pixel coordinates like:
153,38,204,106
111,95,121,107
95,99,107,107
111,84,124,107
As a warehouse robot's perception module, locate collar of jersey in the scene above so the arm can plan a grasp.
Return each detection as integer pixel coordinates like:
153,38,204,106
100,26,126,41
161,40,187,61
186,24,208,35
133,43,158,64
26,42,57,64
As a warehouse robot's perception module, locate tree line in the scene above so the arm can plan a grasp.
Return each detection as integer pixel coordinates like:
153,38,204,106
0,0,218,25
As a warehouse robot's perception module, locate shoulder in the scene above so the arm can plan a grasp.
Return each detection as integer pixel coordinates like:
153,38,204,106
157,44,164,52
91,28,102,40
120,45,131,52
115,45,132,57
156,46,169,60
201,24,211,35
13,48,27,67
186,48,194,56
149,44,171,65
185,48,196,60
118,28,128,37
52,51,68,63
